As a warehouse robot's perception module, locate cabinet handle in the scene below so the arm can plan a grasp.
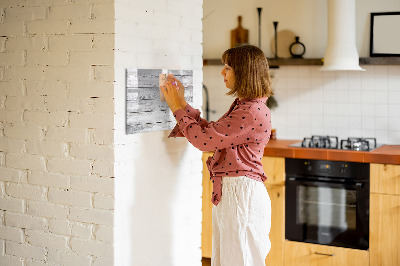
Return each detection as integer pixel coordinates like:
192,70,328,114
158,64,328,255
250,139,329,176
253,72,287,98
314,252,335,257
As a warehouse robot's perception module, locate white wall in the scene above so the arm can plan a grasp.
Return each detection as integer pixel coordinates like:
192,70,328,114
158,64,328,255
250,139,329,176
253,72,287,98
0,0,115,265
113,0,204,265
203,0,400,144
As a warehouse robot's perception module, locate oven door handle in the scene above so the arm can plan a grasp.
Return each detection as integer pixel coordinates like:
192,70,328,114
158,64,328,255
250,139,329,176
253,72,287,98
287,177,364,189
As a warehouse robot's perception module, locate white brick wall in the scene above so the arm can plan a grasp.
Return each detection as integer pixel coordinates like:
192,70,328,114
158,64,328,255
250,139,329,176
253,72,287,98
0,0,115,265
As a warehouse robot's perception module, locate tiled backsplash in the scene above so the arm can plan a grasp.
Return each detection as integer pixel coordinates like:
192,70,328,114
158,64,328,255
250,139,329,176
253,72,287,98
203,65,400,144
271,65,400,144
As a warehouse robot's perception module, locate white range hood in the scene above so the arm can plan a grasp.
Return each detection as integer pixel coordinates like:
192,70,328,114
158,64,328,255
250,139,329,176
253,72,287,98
320,0,365,71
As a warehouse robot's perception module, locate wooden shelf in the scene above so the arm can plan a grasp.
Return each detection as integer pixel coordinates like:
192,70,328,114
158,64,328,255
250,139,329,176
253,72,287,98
203,57,400,67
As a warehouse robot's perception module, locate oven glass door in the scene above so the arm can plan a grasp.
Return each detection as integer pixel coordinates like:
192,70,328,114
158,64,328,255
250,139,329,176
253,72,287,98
286,179,369,250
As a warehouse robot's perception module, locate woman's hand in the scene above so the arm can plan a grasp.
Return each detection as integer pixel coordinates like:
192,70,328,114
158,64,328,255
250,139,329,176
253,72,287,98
169,75,187,108
160,76,183,113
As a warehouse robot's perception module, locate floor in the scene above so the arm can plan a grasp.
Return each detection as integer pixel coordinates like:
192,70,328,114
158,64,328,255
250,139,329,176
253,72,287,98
202,257,211,266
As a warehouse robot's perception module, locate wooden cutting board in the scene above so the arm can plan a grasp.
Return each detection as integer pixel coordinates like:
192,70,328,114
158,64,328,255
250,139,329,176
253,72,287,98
231,16,249,48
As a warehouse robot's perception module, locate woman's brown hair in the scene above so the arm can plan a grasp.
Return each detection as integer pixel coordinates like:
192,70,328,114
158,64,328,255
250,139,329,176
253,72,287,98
221,44,273,99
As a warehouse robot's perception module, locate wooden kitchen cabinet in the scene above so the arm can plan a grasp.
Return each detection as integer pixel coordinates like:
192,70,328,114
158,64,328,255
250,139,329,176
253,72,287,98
201,153,286,266
202,152,213,258
284,241,369,266
370,163,400,266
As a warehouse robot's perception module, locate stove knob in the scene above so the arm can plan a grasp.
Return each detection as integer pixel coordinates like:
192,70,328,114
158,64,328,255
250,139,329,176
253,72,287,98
340,164,347,174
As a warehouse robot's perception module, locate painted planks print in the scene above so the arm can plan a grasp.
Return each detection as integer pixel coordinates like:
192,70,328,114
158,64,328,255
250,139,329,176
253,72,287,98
126,69,193,134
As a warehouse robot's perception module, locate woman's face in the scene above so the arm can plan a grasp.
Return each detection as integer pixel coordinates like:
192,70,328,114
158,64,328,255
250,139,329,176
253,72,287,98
220,64,235,89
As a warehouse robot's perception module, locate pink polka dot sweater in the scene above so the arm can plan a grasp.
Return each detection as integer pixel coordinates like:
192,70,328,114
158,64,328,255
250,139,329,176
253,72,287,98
169,97,272,206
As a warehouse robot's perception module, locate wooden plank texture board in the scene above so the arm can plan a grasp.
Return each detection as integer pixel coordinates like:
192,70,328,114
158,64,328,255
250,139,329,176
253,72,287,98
126,69,193,134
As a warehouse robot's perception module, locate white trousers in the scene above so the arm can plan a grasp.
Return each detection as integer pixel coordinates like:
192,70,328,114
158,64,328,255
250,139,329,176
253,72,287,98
212,176,271,266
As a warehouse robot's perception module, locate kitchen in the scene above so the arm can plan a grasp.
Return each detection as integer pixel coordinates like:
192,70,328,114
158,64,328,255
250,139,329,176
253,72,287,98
0,0,399,265
202,0,400,265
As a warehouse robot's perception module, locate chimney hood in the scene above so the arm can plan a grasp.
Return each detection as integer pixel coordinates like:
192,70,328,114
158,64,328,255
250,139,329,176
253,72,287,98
320,0,365,71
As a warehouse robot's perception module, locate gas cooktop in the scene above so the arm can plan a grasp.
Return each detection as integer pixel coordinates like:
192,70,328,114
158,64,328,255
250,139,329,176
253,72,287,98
289,135,382,151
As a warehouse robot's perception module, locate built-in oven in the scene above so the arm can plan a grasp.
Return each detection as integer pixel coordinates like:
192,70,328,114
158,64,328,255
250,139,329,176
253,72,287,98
285,158,369,250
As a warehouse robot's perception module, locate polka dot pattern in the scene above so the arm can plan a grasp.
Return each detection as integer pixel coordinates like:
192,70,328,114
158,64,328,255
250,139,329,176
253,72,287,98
168,97,272,206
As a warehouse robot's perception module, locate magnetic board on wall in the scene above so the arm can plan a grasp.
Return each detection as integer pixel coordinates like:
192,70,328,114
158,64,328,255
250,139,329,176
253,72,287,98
126,69,193,134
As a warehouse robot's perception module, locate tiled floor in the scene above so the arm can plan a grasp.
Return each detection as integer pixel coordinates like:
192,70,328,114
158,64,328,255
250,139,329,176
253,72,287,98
202,257,211,266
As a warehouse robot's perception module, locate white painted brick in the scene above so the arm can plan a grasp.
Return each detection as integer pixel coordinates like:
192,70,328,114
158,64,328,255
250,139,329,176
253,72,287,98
6,153,46,171
0,138,25,154
92,3,114,20
94,225,112,243
0,181,6,197
48,219,71,236
70,237,113,257
92,34,114,51
69,112,114,129
69,50,113,66
70,175,113,194
0,81,24,96
77,98,114,114
69,19,114,34
5,36,47,52
44,66,91,82
48,188,91,208
69,81,114,98
0,110,23,124
3,66,44,81
93,194,113,210
0,153,5,166
89,128,113,146
181,15,202,30
24,259,49,266
0,226,23,243
27,20,69,35
0,197,24,212
47,158,92,176
0,52,24,66
4,6,46,22
0,22,24,36
6,183,46,201
5,212,48,231
48,4,91,20
0,239,4,255
93,252,113,266
26,141,67,157
4,96,46,111
0,255,23,266
69,207,113,226
22,0,69,6
0,211,4,226
28,171,69,189
181,42,202,56
71,222,92,239
25,80,67,98
47,249,91,266
93,65,113,82
6,241,46,261
49,35,93,52
70,144,113,161
46,127,88,144
0,37,5,52
25,229,68,251
24,111,68,127
4,125,43,141
92,160,113,177
26,51,68,66
43,96,81,112
27,200,69,219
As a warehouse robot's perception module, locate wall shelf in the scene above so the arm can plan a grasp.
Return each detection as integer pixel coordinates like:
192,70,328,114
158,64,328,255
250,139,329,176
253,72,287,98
203,57,400,67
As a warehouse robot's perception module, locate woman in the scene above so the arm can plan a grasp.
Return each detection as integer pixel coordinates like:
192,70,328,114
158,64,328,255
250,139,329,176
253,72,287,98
161,44,273,266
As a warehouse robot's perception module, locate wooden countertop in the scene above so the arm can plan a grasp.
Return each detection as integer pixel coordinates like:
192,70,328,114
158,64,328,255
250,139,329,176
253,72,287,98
263,139,400,165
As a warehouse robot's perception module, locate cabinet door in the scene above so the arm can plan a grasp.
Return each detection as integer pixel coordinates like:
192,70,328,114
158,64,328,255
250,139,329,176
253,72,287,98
370,163,400,195
370,193,400,266
262,156,285,185
284,241,369,266
202,152,213,258
264,184,284,266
